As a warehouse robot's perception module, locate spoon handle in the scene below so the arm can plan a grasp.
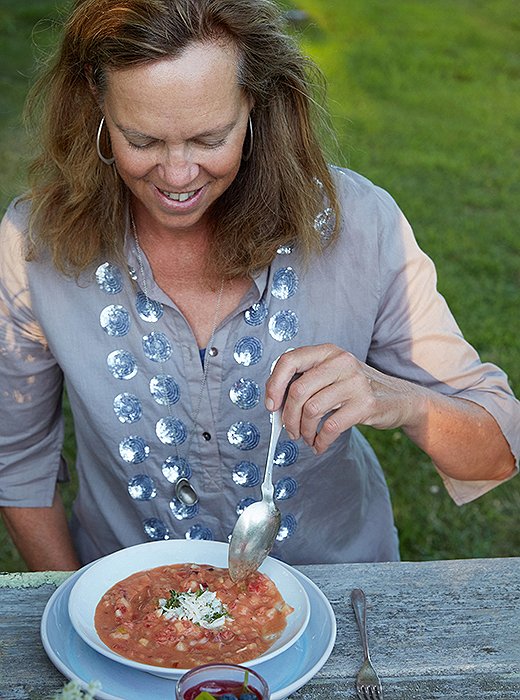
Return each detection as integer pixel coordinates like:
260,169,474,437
261,409,283,499
260,367,299,500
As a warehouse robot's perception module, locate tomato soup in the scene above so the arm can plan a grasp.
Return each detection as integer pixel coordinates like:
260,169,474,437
95,563,293,668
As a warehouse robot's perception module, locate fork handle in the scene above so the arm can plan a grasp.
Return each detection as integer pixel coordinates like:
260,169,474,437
351,588,371,661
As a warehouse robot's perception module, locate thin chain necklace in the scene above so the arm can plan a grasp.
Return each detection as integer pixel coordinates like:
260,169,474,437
130,211,225,507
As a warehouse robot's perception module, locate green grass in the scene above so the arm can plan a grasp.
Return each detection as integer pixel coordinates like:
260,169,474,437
1,0,519,570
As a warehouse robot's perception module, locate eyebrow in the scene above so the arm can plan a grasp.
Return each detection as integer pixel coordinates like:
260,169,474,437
116,119,238,141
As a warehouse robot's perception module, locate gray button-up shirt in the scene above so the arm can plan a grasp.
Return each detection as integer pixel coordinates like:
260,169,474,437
1,167,518,565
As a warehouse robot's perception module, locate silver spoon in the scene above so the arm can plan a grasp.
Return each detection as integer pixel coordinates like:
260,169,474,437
228,407,283,582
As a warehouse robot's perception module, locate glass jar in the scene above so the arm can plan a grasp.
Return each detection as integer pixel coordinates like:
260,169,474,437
175,662,270,700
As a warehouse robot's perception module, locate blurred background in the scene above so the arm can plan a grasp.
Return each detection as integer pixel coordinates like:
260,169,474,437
1,0,518,571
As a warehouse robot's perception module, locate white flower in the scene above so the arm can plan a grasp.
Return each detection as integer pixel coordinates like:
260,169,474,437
52,680,101,699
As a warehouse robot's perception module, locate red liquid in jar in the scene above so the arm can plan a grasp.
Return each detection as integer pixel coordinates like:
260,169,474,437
183,680,263,699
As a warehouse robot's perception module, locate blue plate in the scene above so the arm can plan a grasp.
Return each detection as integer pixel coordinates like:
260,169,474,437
41,561,336,700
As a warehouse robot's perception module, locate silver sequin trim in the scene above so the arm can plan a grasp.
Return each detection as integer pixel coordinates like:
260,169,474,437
277,244,293,255
107,350,137,379
96,263,123,294
229,378,260,410
185,524,214,540
269,310,299,342
169,499,199,520
142,332,172,362
113,393,142,423
156,417,187,445
119,435,150,464
274,440,299,467
274,476,298,500
128,474,156,501
161,456,192,483
143,518,169,540
314,206,336,241
227,421,261,451
271,267,299,300
150,374,180,406
276,513,297,541
233,336,263,366
100,304,130,336
136,291,163,322
232,461,261,487
244,300,268,326
107,350,138,380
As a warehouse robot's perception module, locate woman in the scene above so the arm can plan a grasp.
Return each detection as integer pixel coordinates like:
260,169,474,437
0,0,518,571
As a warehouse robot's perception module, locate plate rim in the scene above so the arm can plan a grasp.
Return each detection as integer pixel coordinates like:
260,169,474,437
41,557,336,700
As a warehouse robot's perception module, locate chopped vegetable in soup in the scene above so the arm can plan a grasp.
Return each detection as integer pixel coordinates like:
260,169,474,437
95,563,293,668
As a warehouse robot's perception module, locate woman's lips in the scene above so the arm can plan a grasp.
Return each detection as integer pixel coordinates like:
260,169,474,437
159,187,198,202
154,184,205,209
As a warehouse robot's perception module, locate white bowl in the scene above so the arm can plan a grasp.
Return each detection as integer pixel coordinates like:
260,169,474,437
68,540,310,679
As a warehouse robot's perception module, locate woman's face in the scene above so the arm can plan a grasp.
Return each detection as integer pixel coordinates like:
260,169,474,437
102,41,251,236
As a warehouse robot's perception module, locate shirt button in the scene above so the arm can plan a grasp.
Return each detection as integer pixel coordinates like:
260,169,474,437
202,431,212,441
208,347,218,357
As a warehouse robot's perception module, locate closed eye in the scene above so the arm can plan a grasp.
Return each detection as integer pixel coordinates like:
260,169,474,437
195,137,228,149
126,138,158,150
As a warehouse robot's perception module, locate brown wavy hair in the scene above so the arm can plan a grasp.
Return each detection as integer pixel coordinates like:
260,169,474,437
25,0,338,278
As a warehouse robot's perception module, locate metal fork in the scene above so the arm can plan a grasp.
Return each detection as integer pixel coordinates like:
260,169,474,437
351,588,384,700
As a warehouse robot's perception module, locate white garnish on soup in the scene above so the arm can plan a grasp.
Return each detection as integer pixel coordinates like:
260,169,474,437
158,586,231,629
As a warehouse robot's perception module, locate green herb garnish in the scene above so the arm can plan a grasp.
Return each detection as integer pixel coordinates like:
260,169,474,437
163,589,181,609
241,670,251,693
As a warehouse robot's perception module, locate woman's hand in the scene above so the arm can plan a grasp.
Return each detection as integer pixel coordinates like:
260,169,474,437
265,344,426,454
264,345,515,484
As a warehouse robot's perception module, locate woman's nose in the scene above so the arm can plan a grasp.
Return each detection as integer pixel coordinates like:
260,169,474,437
158,147,199,188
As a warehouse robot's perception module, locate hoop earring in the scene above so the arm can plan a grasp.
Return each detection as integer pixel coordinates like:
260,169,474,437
96,116,115,165
242,115,254,161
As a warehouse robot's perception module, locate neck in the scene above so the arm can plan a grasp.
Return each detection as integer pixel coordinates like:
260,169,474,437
129,204,253,348
130,206,216,287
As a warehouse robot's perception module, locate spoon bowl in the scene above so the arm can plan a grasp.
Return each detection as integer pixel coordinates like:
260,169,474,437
228,408,283,581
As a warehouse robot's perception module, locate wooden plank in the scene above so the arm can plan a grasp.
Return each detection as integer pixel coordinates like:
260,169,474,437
0,584,67,698
294,558,520,699
0,559,519,699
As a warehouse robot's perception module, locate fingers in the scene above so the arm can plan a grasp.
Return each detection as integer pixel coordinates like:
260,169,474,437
311,401,366,453
296,375,374,453
265,345,424,454
265,346,323,412
284,377,342,442
265,345,341,412
265,346,366,451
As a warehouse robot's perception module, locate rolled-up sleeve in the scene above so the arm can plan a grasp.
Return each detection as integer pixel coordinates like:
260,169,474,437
365,184,519,504
0,200,65,506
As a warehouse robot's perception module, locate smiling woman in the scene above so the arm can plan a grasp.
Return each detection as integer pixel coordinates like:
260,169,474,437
100,43,252,243
97,42,256,347
23,0,334,281
0,0,519,574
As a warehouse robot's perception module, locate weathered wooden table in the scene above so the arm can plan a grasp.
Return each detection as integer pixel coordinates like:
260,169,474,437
1,557,519,699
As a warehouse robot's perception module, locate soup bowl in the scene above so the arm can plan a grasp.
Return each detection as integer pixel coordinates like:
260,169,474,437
68,539,310,679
